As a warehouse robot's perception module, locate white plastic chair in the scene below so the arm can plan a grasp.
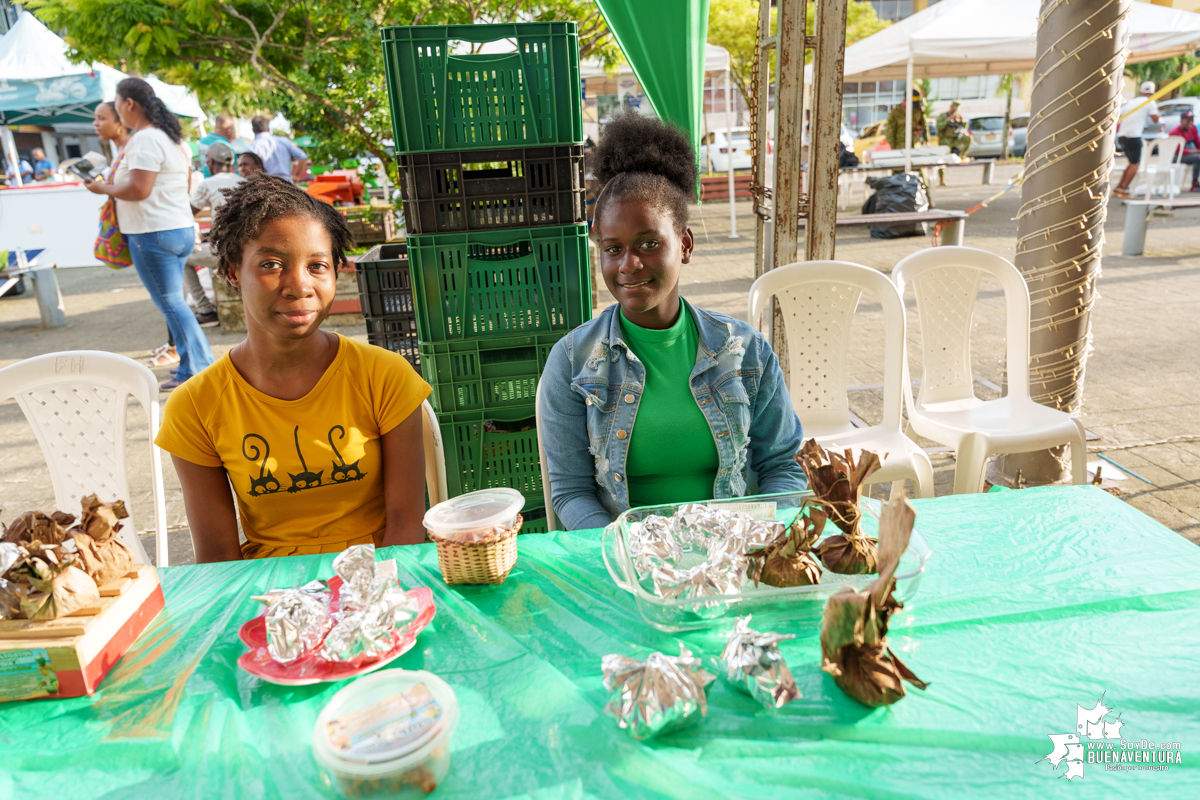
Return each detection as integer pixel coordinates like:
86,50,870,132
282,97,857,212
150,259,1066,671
1139,136,1185,197
748,261,934,498
892,247,1087,494
534,380,558,533
420,399,448,506
0,351,166,566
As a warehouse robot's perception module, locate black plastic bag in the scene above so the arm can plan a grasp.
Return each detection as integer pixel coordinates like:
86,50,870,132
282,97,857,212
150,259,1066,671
863,173,928,239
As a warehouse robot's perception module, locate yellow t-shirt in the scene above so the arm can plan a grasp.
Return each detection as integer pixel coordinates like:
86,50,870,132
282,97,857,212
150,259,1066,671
155,334,431,558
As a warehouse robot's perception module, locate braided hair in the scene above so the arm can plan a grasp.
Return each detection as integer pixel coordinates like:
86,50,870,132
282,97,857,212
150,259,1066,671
116,77,182,144
208,173,355,284
593,112,697,234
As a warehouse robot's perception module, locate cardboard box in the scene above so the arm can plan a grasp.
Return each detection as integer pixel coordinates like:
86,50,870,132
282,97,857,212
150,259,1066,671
0,564,164,702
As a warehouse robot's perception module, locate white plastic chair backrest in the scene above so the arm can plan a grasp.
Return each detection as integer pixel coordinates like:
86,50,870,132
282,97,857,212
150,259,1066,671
748,260,906,432
420,399,447,506
0,351,165,566
892,247,1031,408
534,379,557,532
1148,136,1185,171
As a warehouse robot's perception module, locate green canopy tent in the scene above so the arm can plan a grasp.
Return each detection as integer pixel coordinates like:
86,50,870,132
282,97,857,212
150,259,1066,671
593,0,712,181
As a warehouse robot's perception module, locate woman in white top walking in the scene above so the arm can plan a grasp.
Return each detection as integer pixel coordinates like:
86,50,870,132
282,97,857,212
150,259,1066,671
85,77,215,390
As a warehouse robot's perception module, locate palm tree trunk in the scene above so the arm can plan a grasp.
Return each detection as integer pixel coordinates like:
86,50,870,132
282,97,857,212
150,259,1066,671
992,0,1131,487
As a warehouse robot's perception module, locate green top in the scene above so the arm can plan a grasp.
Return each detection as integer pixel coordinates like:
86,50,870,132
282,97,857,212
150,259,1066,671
619,298,719,507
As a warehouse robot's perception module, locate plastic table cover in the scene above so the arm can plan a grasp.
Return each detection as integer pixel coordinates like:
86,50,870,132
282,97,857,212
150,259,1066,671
2,485,1198,798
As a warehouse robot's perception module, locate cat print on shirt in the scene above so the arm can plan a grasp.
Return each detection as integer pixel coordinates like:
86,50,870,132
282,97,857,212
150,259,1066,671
240,424,368,498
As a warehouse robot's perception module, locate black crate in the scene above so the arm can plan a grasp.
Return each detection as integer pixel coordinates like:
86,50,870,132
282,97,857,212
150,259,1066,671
354,243,413,318
399,146,585,234
365,315,420,370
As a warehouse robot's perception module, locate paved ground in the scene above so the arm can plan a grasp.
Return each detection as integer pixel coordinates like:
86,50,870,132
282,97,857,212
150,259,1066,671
3,161,1198,564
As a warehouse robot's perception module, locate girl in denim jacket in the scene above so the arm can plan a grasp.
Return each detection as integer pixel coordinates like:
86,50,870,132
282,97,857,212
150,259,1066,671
539,113,806,530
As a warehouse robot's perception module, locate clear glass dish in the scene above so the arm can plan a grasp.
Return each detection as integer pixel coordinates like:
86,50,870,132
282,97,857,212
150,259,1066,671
601,490,932,633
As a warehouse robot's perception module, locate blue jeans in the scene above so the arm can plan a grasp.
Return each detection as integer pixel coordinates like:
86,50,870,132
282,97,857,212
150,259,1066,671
126,228,214,381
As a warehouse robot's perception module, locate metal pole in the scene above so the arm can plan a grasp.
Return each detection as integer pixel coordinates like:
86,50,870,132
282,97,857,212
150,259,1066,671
726,67,739,239
904,56,914,175
771,0,808,377
753,0,774,282
2,126,24,188
806,0,849,261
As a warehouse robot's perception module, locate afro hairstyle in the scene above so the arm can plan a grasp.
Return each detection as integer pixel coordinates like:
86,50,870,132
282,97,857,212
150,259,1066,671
593,111,697,234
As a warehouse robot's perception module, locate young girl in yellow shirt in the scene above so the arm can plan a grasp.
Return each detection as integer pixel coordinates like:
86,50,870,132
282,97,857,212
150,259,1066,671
155,174,431,561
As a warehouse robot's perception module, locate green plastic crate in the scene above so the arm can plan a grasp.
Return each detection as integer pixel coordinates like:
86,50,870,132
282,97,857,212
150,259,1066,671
381,22,583,153
520,503,550,534
420,332,563,413
439,405,543,500
409,224,591,342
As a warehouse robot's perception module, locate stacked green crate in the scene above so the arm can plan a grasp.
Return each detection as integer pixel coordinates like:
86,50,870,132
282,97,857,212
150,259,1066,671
380,21,590,527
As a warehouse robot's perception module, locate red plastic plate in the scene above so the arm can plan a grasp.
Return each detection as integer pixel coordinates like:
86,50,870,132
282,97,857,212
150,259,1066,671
237,577,436,686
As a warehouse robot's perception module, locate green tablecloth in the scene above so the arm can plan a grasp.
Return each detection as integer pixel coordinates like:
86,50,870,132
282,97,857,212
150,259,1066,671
2,486,1198,798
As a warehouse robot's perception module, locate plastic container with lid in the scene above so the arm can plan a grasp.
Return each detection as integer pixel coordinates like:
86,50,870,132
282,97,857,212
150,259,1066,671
313,669,459,798
424,488,526,585
423,488,525,544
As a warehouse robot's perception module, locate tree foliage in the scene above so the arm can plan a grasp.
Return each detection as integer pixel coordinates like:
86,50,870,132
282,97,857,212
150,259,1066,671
707,0,889,114
25,0,621,179
1125,53,1200,99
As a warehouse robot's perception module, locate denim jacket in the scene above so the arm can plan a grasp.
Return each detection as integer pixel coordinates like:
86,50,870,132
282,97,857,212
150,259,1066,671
539,301,806,531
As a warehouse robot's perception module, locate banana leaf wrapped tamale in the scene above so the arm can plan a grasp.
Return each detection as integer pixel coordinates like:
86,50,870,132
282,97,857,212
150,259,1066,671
3,510,74,545
820,493,928,707
795,439,884,574
746,508,824,587
10,541,101,621
68,495,135,587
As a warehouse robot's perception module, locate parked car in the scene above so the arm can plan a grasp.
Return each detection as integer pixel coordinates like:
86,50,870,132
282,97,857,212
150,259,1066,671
966,115,1006,157
701,128,757,172
853,120,887,160
1008,114,1029,157
1157,97,1200,135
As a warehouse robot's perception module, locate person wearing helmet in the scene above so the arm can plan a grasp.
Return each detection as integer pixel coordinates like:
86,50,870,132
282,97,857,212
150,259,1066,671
885,87,928,150
1168,110,1200,192
1114,81,1160,198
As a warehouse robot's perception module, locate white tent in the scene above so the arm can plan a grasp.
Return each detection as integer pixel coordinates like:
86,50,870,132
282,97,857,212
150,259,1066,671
0,12,204,123
838,0,1200,82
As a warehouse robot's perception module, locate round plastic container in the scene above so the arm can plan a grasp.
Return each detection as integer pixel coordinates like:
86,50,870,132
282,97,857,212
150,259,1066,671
423,487,525,543
313,670,459,798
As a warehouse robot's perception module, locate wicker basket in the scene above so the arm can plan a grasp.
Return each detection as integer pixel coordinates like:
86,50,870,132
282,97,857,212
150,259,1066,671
429,514,523,585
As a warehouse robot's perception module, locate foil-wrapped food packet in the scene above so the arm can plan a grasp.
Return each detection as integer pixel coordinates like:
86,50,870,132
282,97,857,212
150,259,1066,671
718,615,800,709
256,580,332,665
651,552,746,615
628,516,684,575
316,547,419,663
332,544,378,613
602,645,715,740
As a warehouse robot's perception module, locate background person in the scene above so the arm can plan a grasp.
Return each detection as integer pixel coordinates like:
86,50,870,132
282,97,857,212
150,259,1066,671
155,174,431,561
539,113,806,531
198,113,238,177
885,88,927,150
248,115,308,183
185,141,244,327
91,101,133,270
31,148,55,181
238,150,265,178
1168,110,1200,193
1114,81,1160,198
84,77,215,391
5,156,32,184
